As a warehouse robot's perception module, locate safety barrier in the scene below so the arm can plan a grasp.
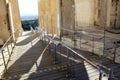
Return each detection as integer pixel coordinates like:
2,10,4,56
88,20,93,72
0,33,16,76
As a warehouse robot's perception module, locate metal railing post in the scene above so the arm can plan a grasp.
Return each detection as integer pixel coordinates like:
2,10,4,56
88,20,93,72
53,44,57,64
49,44,51,54
66,48,70,78
13,35,16,48
59,43,62,63
1,50,7,73
7,45,10,57
67,48,69,64
73,32,77,48
79,33,82,49
113,42,117,63
92,37,95,53
10,43,12,49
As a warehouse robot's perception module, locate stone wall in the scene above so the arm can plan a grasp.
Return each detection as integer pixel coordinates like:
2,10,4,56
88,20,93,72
0,0,10,42
61,0,75,35
75,0,94,28
0,0,22,43
110,0,120,29
38,0,120,36
8,0,23,38
75,0,120,30
74,0,111,30
38,0,60,35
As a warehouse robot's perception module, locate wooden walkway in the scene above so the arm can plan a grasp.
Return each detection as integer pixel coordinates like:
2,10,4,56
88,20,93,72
2,31,120,80
5,32,66,80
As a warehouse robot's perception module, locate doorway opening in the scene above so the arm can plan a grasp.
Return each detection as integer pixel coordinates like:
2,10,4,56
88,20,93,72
18,0,39,31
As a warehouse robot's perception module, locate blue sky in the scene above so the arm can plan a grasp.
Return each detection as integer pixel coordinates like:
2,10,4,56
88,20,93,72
18,0,38,16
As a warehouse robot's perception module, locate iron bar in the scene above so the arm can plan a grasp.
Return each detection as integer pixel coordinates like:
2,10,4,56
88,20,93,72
53,44,57,64
61,27,104,40
113,42,117,63
1,50,7,73
6,45,10,57
0,35,12,53
60,42,62,64
66,48,71,78
48,35,111,79
103,0,108,55
10,43,12,49
61,41,110,72
59,0,63,41
66,48,69,64
92,37,95,53
0,32,16,74
40,36,56,58
48,37,51,54
79,33,82,49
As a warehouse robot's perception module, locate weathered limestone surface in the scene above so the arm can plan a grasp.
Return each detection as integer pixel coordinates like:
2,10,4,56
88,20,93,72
0,0,22,43
8,0,23,37
61,0,75,34
110,0,120,29
75,0,94,27
38,0,60,35
38,0,120,35
0,38,4,45
0,0,10,42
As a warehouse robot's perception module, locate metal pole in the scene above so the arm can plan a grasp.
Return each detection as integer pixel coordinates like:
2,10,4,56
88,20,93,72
51,15,54,36
113,42,117,63
114,0,118,29
11,43,12,49
1,50,7,73
49,44,51,54
13,35,16,47
54,44,57,64
67,48,69,65
60,43,62,63
7,45,10,57
80,33,82,49
103,0,108,55
59,0,63,41
73,0,76,49
92,37,95,53
73,29,76,48
66,48,70,78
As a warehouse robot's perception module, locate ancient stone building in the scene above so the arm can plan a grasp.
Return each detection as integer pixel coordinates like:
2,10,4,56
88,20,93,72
0,0,22,44
0,0,10,42
38,0,60,35
110,0,120,29
38,0,120,36
8,0,23,38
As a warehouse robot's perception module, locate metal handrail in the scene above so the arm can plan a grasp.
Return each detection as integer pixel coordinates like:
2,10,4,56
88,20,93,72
0,33,15,74
60,41,112,80
47,35,111,79
41,35,56,55
61,41,111,71
61,27,104,39
61,27,105,55
0,36,13,53
47,35,111,72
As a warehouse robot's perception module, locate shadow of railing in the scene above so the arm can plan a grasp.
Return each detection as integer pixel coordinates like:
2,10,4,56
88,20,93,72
5,40,46,79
